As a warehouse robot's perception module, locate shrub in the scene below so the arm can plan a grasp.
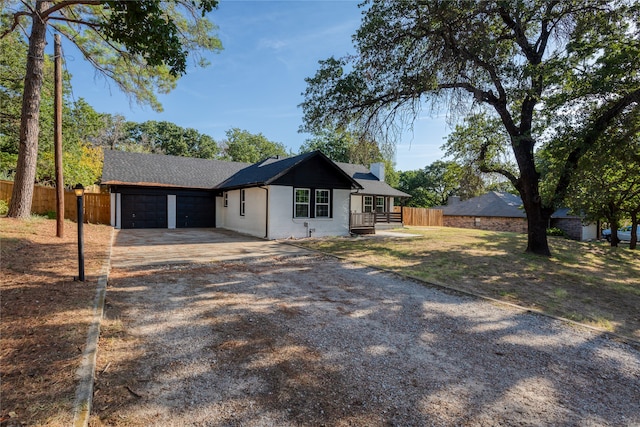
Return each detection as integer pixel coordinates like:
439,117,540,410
0,199,8,216
546,227,566,237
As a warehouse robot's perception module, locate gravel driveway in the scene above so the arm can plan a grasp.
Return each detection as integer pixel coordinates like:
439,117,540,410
92,229,640,426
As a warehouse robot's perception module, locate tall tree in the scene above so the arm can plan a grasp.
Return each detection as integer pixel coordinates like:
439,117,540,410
544,110,640,248
301,1,640,256
222,128,289,163
125,120,221,158
398,160,486,208
2,0,221,217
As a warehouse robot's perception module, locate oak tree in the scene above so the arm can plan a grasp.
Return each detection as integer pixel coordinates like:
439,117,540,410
301,0,640,255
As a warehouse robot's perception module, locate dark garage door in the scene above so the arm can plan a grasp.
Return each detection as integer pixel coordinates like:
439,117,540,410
121,194,167,229
176,195,216,228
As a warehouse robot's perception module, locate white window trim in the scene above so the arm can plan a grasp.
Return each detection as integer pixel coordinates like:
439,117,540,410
376,196,385,213
223,192,228,207
363,195,373,213
294,188,310,218
240,189,246,216
315,189,330,218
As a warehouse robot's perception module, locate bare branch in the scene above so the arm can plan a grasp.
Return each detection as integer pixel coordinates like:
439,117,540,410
41,0,102,19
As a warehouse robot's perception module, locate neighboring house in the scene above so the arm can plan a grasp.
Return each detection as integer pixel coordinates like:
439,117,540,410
438,191,596,241
549,208,598,241
439,192,527,233
101,150,410,239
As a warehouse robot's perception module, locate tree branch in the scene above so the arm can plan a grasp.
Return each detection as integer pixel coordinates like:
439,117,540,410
552,88,640,206
41,0,103,19
0,10,31,39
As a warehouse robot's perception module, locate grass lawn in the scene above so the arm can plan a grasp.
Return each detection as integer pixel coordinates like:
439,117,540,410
296,227,640,341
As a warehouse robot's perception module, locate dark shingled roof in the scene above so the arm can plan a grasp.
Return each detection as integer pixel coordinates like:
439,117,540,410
336,162,411,198
216,151,361,190
102,150,411,198
440,191,526,217
101,150,250,189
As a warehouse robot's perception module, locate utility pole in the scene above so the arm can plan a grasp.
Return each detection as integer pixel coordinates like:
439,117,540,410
54,34,64,237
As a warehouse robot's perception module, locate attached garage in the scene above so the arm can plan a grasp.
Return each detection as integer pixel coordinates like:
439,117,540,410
102,151,250,230
111,186,217,229
121,194,168,229
176,194,216,228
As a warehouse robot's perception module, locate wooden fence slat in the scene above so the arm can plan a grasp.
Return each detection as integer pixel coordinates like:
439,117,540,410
395,206,443,227
0,180,110,224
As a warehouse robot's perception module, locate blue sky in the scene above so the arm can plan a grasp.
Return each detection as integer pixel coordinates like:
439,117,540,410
62,1,452,171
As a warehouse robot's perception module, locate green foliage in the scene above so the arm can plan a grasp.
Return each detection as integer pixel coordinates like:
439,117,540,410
0,199,8,216
300,128,352,162
222,128,289,163
546,227,566,237
398,160,486,207
44,0,223,110
301,0,640,256
125,121,221,159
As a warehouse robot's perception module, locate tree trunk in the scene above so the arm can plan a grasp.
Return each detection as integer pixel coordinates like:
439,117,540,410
512,135,552,256
630,211,638,250
7,1,51,218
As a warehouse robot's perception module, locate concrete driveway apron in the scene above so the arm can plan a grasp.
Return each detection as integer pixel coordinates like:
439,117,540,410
110,228,309,269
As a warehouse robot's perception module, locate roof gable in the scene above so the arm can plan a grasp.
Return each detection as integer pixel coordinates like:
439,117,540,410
217,151,362,190
336,162,411,198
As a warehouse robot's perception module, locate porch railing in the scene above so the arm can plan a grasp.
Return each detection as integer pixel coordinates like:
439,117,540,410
350,212,376,229
374,211,403,224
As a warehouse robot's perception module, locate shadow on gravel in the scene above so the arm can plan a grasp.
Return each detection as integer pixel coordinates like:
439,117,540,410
91,253,640,426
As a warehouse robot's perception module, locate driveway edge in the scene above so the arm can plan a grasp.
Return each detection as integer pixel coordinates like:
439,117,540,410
73,228,114,427
285,241,640,350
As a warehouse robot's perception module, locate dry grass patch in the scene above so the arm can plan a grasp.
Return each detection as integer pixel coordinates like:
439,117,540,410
1,217,112,426
297,227,640,340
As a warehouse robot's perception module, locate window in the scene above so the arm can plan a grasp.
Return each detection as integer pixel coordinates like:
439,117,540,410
240,189,245,216
295,188,310,218
363,196,373,213
315,189,330,218
376,196,385,213
223,192,228,207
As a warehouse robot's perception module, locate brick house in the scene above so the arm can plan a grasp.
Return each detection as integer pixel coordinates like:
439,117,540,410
438,192,597,241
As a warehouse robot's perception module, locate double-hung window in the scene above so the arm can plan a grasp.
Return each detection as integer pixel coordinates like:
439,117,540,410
295,188,310,218
376,196,385,213
240,189,246,216
363,195,373,213
223,192,228,207
315,189,330,218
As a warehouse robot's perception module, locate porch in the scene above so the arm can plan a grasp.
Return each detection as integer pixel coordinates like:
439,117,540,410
349,211,403,234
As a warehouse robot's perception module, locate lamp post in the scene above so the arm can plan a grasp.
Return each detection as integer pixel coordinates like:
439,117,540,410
74,184,85,282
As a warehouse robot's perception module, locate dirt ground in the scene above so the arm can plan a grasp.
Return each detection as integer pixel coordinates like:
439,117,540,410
0,217,112,426
90,233,640,426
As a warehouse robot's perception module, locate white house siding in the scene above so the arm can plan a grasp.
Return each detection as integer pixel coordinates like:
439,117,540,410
218,187,268,238
267,186,351,239
167,195,176,229
350,194,363,213
582,223,598,241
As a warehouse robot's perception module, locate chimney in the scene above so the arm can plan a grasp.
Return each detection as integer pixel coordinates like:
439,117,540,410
370,162,385,182
448,196,461,205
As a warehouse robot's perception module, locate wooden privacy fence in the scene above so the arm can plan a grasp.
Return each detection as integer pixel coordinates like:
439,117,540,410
0,180,111,224
394,206,443,227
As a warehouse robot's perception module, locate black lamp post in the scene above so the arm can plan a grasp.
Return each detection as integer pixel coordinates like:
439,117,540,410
74,184,85,282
